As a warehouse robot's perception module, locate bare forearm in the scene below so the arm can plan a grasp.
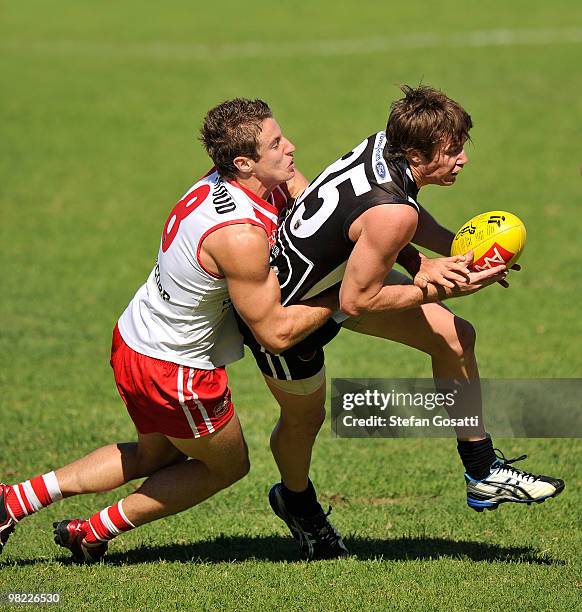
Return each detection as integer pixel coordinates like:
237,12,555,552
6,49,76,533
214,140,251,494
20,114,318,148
259,285,339,351
341,264,506,316
342,283,443,316
253,302,334,354
279,303,335,347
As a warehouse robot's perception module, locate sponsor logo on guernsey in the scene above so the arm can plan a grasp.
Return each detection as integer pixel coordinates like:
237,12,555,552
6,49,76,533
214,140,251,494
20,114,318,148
372,131,392,185
213,177,237,214
154,262,171,301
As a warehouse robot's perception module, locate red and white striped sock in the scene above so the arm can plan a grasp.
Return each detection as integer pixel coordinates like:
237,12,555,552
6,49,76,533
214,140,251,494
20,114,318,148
83,500,135,545
5,472,63,522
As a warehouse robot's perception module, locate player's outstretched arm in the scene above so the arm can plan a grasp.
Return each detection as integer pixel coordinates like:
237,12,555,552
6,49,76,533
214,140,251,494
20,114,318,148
339,206,506,317
203,224,336,354
412,203,455,255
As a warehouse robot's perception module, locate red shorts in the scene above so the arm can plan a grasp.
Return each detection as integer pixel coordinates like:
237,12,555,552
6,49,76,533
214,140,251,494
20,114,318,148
110,325,234,439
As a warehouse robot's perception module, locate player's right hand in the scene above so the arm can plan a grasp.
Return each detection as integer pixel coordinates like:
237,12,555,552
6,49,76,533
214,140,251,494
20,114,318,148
413,253,470,289
445,261,508,297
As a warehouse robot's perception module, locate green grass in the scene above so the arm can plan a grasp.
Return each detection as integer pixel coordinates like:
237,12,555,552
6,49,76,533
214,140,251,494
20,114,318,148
1,1,581,610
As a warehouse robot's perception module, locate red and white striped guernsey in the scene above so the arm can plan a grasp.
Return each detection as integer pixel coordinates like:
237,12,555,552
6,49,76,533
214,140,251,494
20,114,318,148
118,170,290,370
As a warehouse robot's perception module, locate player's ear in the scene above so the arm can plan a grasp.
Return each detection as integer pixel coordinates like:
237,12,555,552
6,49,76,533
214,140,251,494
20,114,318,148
407,150,424,166
233,155,253,175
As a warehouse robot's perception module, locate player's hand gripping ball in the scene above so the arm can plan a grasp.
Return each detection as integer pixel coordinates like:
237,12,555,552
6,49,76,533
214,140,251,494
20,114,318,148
450,210,526,271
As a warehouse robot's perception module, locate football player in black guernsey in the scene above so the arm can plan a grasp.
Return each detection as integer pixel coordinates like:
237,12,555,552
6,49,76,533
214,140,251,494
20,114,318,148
237,85,564,559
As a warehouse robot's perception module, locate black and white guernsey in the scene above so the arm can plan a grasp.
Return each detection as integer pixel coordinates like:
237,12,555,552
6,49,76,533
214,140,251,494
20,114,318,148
272,131,420,306
237,131,422,380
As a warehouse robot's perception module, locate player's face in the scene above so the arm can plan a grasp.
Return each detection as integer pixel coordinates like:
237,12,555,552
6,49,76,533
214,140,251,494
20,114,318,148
413,139,469,187
252,118,296,188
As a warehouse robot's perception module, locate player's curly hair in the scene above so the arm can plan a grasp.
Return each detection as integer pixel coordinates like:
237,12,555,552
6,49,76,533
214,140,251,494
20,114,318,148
200,98,273,179
385,85,472,162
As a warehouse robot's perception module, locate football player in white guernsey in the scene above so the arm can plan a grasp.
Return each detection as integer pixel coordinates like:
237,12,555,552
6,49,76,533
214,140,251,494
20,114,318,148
0,99,347,563
241,86,563,543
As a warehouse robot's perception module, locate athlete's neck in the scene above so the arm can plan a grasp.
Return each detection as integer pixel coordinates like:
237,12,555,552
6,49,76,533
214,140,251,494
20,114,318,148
408,163,424,189
234,175,274,200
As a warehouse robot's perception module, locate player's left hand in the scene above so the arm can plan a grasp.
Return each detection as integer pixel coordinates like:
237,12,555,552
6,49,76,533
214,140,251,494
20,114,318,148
498,263,521,288
414,253,470,289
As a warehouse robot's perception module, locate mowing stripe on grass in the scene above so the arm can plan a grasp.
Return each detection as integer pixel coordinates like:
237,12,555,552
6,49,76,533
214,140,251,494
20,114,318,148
2,27,582,62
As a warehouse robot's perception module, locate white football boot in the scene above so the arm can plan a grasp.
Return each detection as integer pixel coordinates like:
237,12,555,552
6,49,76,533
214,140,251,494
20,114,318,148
465,449,565,511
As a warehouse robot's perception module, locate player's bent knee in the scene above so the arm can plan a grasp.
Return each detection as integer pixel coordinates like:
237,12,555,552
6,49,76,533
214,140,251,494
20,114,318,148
282,409,325,434
217,434,251,487
134,450,186,479
215,452,250,488
277,398,326,433
309,409,326,431
236,454,251,481
455,317,476,353
429,317,476,360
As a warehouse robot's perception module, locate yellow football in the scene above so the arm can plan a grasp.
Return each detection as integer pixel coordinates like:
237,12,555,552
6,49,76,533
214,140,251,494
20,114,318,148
450,210,526,271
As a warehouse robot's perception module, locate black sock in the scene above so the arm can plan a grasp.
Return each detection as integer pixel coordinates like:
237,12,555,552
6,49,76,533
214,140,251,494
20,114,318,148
457,435,497,480
280,479,321,517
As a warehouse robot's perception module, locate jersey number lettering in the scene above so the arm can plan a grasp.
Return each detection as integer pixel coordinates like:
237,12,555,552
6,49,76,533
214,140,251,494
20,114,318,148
289,139,372,238
161,184,210,252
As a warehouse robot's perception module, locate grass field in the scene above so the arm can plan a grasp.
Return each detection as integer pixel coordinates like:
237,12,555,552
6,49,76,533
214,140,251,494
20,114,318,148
1,1,581,610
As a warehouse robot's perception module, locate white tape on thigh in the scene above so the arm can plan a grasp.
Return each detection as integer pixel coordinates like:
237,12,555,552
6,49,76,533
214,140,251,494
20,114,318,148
265,367,326,396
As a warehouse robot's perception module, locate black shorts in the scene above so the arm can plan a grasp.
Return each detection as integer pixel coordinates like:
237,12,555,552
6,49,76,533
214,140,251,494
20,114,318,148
236,314,342,381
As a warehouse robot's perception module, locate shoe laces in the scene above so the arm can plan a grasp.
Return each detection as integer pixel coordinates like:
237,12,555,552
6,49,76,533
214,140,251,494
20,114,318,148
299,506,341,545
492,448,538,482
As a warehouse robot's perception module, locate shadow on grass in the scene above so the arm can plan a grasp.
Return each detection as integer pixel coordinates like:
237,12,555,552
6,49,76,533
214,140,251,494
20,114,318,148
111,535,565,565
3,535,563,566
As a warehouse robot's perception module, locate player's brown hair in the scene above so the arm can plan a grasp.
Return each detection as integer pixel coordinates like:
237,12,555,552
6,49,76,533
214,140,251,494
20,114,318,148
385,85,472,162
200,98,273,179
